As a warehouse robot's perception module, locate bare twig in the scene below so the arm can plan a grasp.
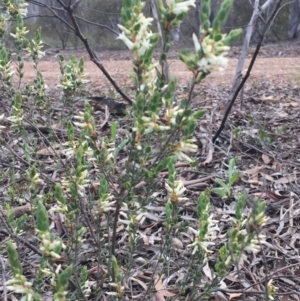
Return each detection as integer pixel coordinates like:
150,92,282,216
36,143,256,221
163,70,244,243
0,229,42,256
25,0,133,104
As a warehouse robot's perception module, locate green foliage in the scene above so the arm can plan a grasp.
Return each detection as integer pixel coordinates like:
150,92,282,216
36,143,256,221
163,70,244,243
212,158,241,199
0,1,272,300
6,242,22,276
36,201,49,233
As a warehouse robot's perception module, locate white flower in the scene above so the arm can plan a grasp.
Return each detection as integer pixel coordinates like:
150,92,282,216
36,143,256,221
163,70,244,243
138,38,151,56
178,139,198,153
165,180,189,203
136,16,154,41
187,215,219,254
167,0,196,15
192,33,201,52
117,32,134,50
197,57,210,73
267,279,278,300
174,150,193,162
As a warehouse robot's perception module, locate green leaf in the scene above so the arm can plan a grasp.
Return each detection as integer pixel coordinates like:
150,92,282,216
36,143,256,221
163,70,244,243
160,53,167,62
6,242,22,275
201,1,211,18
223,28,242,45
197,190,210,216
99,177,108,196
228,158,236,179
57,265,73,289
212,18,220,32
202,20,211,32
213,33,223,42
215,0,234,29
55,183,66,205
211,188,227,199
168,79,177,94
36,201,49,233
111,121,117,143
183,120,196,136
154,156,173,174
79,58,84,73
149,91,160,112
228,172,240,186
236,194,246,221
111,255,121,281
67,121,74,141
214,178,229,191
79,266,88,286
114,139,129,161
193,109,206,120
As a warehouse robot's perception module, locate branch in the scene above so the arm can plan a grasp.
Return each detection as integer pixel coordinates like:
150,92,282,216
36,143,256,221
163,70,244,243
57,0,132,104
26,0,75,32
26,0,132,104
23,13,119,36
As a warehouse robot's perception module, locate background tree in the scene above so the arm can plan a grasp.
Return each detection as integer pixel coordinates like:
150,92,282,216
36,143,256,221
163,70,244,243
20,0,293,50
288,0,300,38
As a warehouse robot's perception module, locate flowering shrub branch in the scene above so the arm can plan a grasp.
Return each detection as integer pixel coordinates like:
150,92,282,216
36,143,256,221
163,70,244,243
0,0,275,300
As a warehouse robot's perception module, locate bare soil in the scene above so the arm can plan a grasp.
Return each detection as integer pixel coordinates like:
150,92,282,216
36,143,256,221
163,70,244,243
19,42,300,93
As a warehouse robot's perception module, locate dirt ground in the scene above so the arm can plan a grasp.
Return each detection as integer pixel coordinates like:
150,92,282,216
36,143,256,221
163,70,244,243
18,42,300,94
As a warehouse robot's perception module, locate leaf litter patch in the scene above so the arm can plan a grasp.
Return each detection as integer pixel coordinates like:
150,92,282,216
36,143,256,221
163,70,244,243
1,65,300,300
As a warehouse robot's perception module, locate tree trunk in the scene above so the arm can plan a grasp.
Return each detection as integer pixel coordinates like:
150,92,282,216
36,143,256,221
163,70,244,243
194,0,201,39
288,0,300,39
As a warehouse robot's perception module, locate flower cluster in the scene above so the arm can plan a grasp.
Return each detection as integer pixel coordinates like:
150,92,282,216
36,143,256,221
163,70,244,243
180,31,229,81
267,280,278,300
26,29,45,62
2,0,28,17
6,274,35,301
159,0,196,30
165,179,188,204
97,178,116,215
72,111,115,161
224,230,266,266
188,190,219,254
38,232,65,259
172,138,198,162
188,216,219,254
118,4,158,95
7,91,24,127
59,56,88,94
60,168,89,198
193,32,229,72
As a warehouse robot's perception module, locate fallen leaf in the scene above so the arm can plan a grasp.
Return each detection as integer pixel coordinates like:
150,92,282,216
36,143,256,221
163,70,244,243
229,293,242,300
251,190,287,201
262,153,271,164
129,276,148,290
172,237,183,249
202,142,214,165
259,172,297,184
154,275,176,297
202,262,212,280
215,291,228,301
154,293,166,301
